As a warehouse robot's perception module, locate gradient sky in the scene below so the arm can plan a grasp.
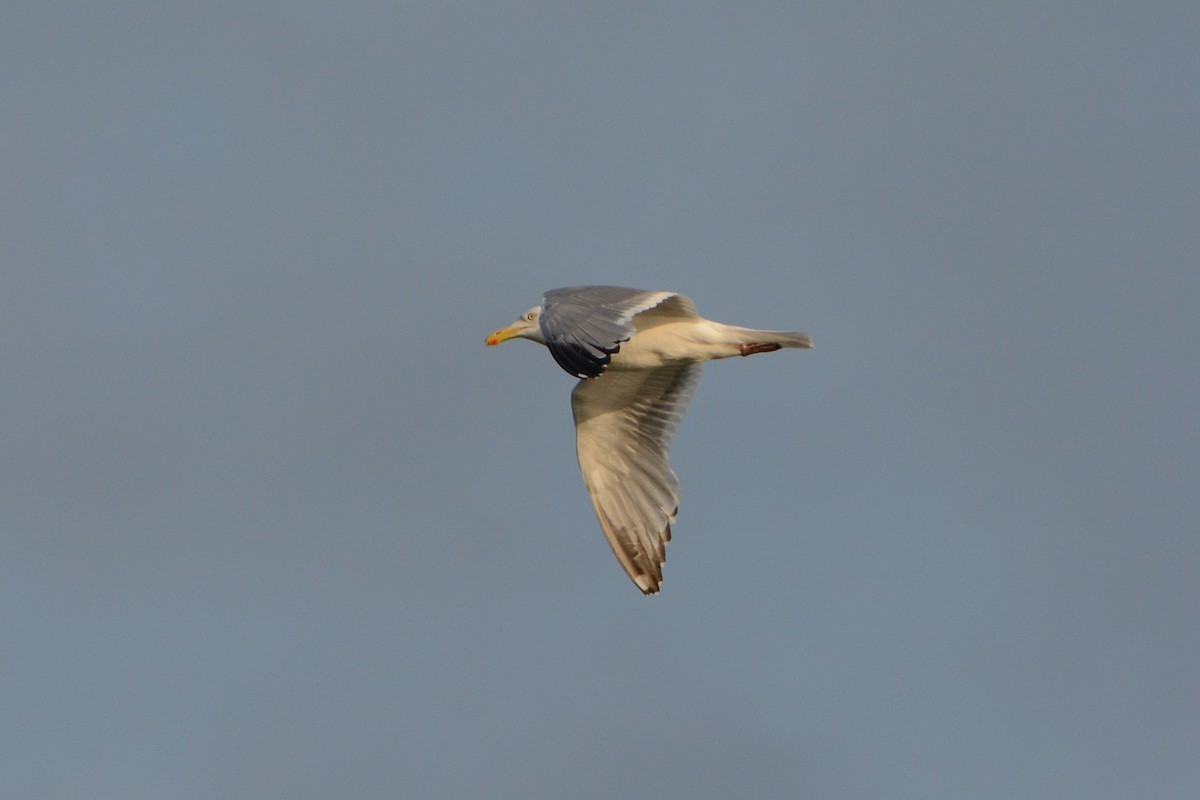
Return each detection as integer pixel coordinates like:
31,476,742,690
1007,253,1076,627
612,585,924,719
4,3,1198,798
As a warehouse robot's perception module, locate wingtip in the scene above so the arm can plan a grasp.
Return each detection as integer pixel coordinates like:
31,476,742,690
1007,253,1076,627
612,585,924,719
634,575,661,595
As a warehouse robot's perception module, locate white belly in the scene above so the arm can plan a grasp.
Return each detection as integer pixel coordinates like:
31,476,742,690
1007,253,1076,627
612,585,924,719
609,320,740,370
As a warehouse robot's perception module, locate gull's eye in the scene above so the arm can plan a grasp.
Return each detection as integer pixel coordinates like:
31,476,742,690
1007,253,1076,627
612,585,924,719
525,312,536,321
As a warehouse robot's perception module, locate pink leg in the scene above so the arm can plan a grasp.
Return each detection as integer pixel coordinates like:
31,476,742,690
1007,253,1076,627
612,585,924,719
738,342,782,356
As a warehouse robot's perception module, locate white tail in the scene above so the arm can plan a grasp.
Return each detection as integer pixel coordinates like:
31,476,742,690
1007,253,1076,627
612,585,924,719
729,327,814,349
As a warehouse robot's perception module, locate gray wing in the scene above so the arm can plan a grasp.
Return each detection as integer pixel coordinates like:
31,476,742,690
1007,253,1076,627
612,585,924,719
570,363,702,594
540,286,697,378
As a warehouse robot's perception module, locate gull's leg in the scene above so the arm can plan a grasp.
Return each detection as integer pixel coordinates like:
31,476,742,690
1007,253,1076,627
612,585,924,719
738,342,783,356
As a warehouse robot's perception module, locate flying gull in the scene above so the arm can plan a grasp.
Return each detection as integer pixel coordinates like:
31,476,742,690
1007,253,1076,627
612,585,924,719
486,286,812,594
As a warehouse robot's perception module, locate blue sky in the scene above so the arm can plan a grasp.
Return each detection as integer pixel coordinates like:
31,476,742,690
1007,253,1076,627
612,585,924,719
3,3,1198,797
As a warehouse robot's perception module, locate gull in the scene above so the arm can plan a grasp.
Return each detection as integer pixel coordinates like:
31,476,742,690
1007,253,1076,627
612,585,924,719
486,286,812,594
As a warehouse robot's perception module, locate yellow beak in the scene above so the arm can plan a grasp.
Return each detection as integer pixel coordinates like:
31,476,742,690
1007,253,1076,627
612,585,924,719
485,326,522,346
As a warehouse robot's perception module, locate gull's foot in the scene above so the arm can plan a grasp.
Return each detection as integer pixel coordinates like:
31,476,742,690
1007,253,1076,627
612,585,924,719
738,342,782,357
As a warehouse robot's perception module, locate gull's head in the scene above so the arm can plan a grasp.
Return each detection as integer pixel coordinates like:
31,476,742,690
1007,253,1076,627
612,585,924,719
486,305,545,346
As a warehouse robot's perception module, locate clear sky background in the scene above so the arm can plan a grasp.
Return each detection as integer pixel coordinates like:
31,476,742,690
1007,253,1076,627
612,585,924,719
3,3,1197,798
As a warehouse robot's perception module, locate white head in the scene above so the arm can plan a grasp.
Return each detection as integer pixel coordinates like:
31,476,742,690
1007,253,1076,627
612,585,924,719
485,305,545,346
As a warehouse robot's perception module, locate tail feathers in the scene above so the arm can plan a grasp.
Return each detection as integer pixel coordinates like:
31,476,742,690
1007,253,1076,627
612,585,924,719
731,327,813,349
